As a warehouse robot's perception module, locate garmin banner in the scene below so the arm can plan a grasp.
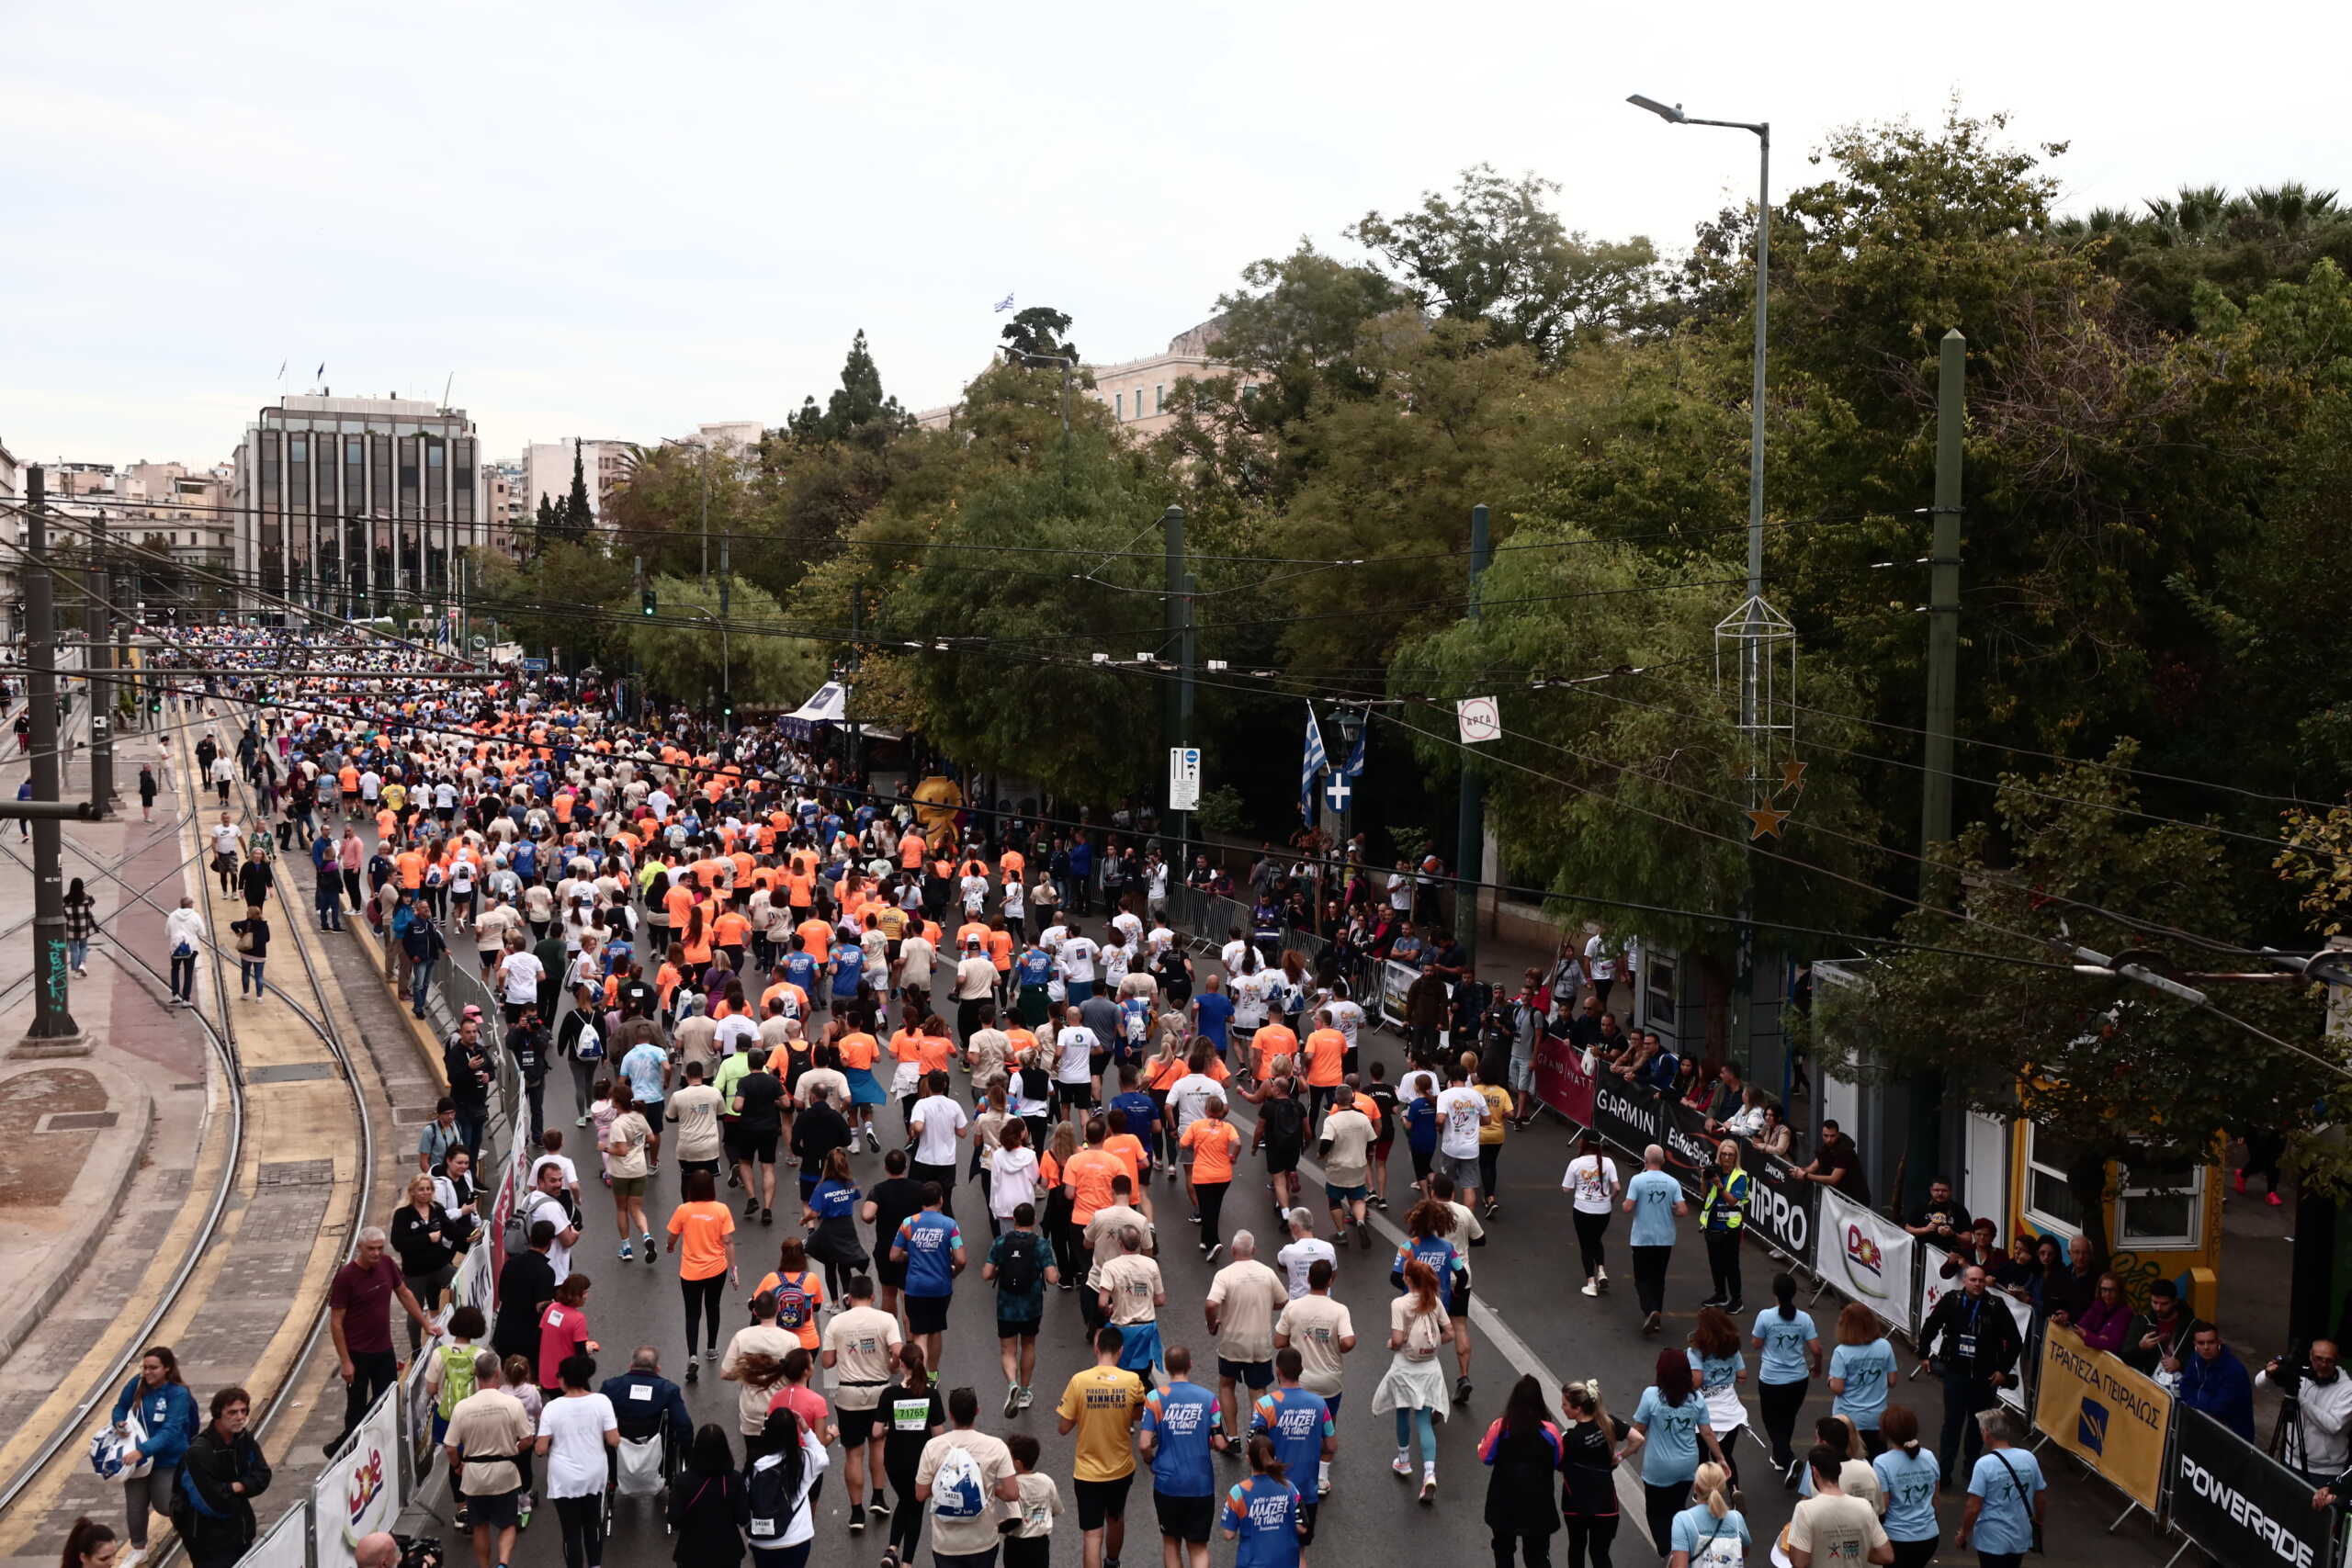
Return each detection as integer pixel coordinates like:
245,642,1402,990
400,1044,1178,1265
1530,1032,1596,1127
1573,1075,1815,1261
1591,1076,1662,1156
2171,1405,2332,1568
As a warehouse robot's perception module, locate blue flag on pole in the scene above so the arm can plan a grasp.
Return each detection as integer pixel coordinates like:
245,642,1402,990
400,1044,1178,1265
1340,716,1366,780
1301,704,1327,822
993,292,1015,312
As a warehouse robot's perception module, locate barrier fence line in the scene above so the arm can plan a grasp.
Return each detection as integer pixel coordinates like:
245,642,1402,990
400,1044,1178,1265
1516,1042,2332,1563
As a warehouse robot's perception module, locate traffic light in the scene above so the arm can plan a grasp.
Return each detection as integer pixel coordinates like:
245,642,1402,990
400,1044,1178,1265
640,588,657,616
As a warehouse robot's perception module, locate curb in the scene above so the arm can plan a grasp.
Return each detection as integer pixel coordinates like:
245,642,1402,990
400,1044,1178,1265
0,1056,156,1364
346,916,450,1095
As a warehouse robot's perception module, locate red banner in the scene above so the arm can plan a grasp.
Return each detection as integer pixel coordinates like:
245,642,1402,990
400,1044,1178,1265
1532,1032,1596,1125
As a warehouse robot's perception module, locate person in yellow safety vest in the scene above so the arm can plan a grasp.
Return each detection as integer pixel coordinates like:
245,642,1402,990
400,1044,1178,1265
1698,1139,1751,1314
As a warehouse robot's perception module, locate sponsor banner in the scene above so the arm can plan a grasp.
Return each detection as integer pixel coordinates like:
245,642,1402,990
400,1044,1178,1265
1591,1076,1662,1158
1379,960,1416,1031
1531,1032,1596,1127
1661,1097,1720,1195
242,1498,311,1568
404,1346,441,1474
2172,1405,2332,1568
1916,1250,2034,1409
312,1383,400,1568
452,1237,493,1314
1742,1148,1816,1262
1813,1186,1916,1335
2032,1322,2172,1513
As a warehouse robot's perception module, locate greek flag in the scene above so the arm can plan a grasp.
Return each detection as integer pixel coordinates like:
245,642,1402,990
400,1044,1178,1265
1340,714,1366,780
993,292,1016,312
1301,703,1327,821
316,361,325,379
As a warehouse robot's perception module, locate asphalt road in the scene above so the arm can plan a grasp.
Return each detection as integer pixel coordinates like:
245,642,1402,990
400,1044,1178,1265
363,876,2173,1568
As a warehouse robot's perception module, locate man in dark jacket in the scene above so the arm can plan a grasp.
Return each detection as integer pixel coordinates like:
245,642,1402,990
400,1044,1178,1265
1913,1262,2026,1486
2180,1325,2257,1441
174,1385,272,1568
491,1221,560,1361
443,1012,492,1159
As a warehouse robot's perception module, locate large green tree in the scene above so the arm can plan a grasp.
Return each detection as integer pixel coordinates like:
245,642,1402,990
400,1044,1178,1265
786,328,911,446
624,573,827,713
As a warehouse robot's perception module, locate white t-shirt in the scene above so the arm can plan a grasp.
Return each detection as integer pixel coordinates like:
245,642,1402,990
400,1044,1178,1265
1435,1085,1488,1160
910,1095,969,1166
1585,934,1615,981
1328,998,1365,1054
1562,1154,1623,1214
1276,1236,1338,1299
501,951,546,1004
537,1393,618,1498
1059,938,1099,983
1054,1025,1098,1084
1165,1073,1226,1134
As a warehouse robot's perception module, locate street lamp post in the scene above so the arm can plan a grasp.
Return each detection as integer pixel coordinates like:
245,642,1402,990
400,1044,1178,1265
1629,94,1770,600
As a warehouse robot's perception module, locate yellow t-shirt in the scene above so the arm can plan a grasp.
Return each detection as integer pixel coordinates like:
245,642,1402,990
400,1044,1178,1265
1477,1083,1513,1146
1056,1364,1145,1482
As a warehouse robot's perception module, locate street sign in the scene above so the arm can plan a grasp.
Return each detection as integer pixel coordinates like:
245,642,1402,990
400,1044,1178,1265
469,635,487,652
1168,747,1202,811
1457,695,1501,744
520,657,548,673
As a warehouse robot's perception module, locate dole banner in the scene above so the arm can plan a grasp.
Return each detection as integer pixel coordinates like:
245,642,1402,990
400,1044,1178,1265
2032,1322,2172,1513
1379,960,1417,1031
1531,1032,1595,1127
2171,1405,2332,1568
312,1383,401,1568
1813,1185,1916,1335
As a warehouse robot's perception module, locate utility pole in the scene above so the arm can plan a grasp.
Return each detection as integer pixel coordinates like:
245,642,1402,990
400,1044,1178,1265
718,526,732,728
1920,328,1966,867
1162,506,1193,865
17,468,84,1052
85,500,114,813
1454,503,1491,962
698,445,711,592
845,584,865,784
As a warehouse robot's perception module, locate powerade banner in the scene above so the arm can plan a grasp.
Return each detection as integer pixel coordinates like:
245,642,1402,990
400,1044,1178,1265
1814,1185,1917,1335
1531,1032,1595,1126
2171,1405,2332,1568
2032,1322,2172,1512
1741,1147,1816,1263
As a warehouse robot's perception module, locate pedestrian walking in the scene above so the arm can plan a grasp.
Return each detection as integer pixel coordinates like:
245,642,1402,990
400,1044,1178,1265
327,1228,437,1454
1561,1134,1621,1297
1374,1257,1451,1503
1871,1405,1942,1568
1827,1302,1898,1457
1750,1271,1824,1482
666,1169,740,1365
170,1389,271,1568
1622,1145,1687,1335
536,1355,619,1568
136,763,158,822
63,878,97,976
888,1181,966,1372
984,1201,1056,1412
878,1343,945,1567
1002,1432,1061,1568
165,896,203,1006
62,1517,119,1568
228,903,269,999
744,1405,829,1568
1556,1379,1625,1568
1687,1306,1751,1492
820,1274,903,1529
1478,1374,1563,1568
1665,1462,1749,1568
108,1348,198,1566
1139,1348,1227,1568
444,1351,535,1568
1055,1325,1147,1568
1955,1409,2044,1568
390,1173,461,1355
1626,1350,1727,1553
665,1424,747,1565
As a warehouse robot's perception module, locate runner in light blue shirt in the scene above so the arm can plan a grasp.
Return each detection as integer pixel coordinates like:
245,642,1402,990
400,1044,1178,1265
1826,1302,1899,1437
1871,1409,1942,1551
1961,1414,2044,1561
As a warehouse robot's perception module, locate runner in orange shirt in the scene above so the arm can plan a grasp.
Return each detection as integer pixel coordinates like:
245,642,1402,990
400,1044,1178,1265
1250,1020,1298,1086
795,915,831,964
1302,1014,1348,1121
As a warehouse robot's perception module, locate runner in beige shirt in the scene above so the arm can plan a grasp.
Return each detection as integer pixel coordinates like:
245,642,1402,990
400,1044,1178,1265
820,1277,905,1526
1204,1231,1291,1438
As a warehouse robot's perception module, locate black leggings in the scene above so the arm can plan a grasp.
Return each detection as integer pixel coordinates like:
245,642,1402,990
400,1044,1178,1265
682,1273,725,1357
1491,1530,1551,1568
1640,1483,1682,1562
1196,1179,1230,1248
1564,1515,1617,1568
553,1495,604,1568
1572,1209,1610,1280
1758,1377,1809,1466
1889,1537,1939,1568
886,1454,924,1559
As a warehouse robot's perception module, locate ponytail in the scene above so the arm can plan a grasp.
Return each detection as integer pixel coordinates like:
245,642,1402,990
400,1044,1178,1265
62,1518,116,1568
1772,1270,1797,1322
1691,1461,1731,1520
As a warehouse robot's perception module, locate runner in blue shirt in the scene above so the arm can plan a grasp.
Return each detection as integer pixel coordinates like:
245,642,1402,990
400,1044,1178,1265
1139,1348,1227,1557
831,947,864,1005
1960,1413,2044,1563
782,942,820,997
1871,1405,1943,1558
888,1183,965,1370
1622,1148,1687,1334
1221,1437,1307,1568
1193,984,1235,1058
1249,1350,1333,1529
1749,1272,1825,1475
1826,1301,1899,1445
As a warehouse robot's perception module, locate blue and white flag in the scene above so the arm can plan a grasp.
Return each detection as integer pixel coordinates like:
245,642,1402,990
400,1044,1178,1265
1339,715,1366,780
1301,703,1327,821
993,292,1015,312
316,361,325,379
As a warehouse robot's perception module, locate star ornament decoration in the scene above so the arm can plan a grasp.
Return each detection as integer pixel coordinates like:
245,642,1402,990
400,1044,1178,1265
1747,805,1791,840
1781,759,1808,793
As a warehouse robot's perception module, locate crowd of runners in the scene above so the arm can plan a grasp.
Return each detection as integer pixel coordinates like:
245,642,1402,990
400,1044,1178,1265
75,626,2052,1568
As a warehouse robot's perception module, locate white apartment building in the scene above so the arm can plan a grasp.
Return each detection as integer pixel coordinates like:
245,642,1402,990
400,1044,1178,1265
913,318,1241,439
520,439,634,534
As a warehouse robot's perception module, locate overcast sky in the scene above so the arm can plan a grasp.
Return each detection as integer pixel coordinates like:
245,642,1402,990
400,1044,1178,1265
6,1,2348,471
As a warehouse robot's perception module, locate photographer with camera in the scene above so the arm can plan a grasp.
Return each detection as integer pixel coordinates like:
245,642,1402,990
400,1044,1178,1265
2260,1339,2352,1483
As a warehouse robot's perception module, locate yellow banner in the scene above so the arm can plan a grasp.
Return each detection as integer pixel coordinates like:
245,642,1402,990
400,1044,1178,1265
2032,1323,2173,1511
